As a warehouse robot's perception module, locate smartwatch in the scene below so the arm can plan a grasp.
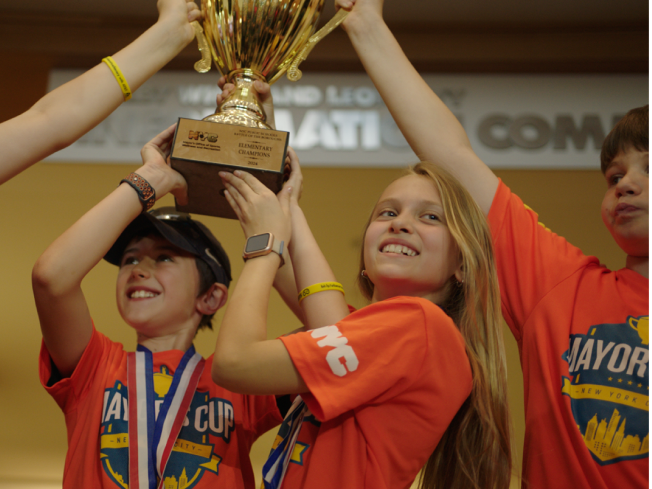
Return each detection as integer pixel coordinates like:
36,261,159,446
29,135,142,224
243,233,285,267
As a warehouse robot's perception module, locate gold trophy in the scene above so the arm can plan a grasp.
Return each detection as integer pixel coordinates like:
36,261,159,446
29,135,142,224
170,0,348,218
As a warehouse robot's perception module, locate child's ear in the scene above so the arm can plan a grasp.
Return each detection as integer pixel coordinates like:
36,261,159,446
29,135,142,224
453,263,464,285
196,283,228,316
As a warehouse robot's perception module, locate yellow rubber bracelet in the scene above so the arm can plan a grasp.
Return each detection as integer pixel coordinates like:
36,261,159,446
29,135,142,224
102,56,132,101
298,282,345,303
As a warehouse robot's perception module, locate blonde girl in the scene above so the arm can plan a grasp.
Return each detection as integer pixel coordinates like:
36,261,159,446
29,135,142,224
213,155,511,489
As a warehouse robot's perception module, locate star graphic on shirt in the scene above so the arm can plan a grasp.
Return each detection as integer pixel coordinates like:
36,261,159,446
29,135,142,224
608,377,613,381
617,379,623,383
628,381,633,385
638,383,642,388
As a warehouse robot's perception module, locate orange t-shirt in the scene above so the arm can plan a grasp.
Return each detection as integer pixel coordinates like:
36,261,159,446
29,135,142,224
40,328,282,489
488,180,648,489
279,296,472,489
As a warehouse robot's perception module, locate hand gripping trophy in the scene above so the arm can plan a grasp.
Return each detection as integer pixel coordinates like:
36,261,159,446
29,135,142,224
170,0,348,218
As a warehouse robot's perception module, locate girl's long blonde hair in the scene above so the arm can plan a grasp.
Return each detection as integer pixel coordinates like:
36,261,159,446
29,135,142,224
357,162,512,489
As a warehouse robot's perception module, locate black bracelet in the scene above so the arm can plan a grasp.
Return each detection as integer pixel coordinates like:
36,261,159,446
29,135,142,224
120,173,156,212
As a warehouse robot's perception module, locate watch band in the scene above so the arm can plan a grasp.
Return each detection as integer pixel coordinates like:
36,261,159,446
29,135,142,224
120,173,156,212
271,238,285,267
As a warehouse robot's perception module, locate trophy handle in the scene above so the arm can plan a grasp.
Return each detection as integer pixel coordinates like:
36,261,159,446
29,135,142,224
192,21,212,73
286,9,349,82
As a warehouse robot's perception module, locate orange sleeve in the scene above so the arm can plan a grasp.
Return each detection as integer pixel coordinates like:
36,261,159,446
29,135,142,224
487,180,598,340
280,297,471,422
39,326,119,413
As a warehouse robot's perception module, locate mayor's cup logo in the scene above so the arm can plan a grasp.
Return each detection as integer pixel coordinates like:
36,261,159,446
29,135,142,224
562,315,649,465
100,365,233,488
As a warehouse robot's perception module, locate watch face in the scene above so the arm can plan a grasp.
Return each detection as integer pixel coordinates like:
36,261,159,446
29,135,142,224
245,233,272,253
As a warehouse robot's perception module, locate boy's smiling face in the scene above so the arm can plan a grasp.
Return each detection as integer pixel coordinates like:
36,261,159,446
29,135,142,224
116,234,204,337
601,148,649,257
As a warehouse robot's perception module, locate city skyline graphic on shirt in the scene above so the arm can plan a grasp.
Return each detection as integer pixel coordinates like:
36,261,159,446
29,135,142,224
581,408,649,462
562,315,648,465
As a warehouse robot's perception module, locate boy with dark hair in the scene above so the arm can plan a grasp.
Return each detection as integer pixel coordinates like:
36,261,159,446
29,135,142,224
601,106,649,173
32,126,284,488
335,0,648,487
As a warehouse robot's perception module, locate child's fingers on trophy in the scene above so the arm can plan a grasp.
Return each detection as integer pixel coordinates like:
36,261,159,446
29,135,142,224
282,162,291,182
217,76,236,92
233,169,270,196
140,124,176,163
335,0,354,10
252,80,272,101
185,0,201,21
171,175,189,206
284,147,303,201
222,186,245,221
154,124,178,150
219,174,250,214
216,76,236,104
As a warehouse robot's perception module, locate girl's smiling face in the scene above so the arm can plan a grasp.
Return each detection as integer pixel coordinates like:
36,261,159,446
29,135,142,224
363,174,463,304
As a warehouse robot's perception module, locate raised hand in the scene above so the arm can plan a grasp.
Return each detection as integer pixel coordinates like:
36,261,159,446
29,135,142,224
216,76,277,129
136,124,189,205
335,0,383,32
157,0,202,44
220,170,293,245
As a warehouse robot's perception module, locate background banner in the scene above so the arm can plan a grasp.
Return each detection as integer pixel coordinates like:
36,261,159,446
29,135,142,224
46,71,647,169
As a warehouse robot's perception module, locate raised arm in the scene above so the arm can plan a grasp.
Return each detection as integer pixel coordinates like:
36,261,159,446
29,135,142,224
0,0,200,186
338,0,498,214
32,125,188,378
284,150,350,329
212,166,306,394
217,80,311,323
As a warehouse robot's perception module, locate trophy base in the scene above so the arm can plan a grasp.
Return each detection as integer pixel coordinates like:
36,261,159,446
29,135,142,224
170,118,289,219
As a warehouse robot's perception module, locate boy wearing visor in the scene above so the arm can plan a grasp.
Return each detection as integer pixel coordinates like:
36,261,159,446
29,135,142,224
32,125,284,489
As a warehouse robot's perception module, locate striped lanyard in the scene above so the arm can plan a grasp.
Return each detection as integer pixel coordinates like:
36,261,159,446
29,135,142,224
127,344,205,489
262,395,308,489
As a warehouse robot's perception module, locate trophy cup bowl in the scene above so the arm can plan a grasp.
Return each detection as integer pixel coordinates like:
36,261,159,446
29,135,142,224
170,0,348,218
202,0,325,128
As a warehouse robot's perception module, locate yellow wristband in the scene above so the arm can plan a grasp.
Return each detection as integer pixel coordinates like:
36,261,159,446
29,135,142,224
298,282,345,303
102,56,132,101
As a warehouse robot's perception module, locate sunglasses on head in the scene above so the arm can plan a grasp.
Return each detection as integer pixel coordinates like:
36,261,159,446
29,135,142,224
150,209,193,223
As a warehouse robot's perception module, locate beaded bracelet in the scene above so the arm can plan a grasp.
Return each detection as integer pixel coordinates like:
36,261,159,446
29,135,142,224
298,282,345,303
120,173,156,212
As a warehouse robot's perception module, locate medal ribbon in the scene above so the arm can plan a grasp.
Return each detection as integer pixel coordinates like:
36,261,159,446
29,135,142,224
127,345,205,489
262,395,308,489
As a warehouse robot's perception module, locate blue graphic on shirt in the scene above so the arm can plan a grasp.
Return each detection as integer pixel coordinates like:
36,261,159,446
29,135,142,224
562,315,649,465
100,365,233,488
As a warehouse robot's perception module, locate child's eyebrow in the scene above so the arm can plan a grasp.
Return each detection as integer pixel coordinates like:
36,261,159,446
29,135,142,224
122,244,182,256
603,160,618,174
154,244,182,252
375,197,444,210
122,246,139,256
153,244,193,257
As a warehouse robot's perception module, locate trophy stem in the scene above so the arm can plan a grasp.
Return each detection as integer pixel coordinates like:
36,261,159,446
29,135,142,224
202,70,272,130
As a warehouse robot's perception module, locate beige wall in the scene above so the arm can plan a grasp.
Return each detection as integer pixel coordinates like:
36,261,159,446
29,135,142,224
0,159,625,487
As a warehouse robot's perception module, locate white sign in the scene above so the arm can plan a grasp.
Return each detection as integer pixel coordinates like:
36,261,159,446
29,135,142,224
46,71,647,169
